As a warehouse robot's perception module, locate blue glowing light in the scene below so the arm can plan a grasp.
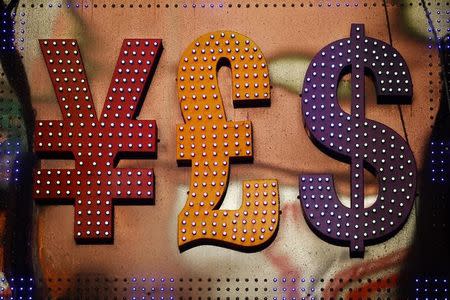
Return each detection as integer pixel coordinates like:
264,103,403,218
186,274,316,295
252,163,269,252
430,141,449,184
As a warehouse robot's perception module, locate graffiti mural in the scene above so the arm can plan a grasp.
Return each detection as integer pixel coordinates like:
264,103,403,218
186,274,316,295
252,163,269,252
0,1,448,299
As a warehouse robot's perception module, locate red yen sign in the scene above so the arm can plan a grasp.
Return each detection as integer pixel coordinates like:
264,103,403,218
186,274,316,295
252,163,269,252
33,39,162,243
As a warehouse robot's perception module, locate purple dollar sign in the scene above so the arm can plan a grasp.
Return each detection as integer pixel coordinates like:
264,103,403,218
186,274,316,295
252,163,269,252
300,24,417,257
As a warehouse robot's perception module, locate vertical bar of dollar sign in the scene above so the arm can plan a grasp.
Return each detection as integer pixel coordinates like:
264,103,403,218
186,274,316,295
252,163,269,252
300,24,417,257
176,31,280,251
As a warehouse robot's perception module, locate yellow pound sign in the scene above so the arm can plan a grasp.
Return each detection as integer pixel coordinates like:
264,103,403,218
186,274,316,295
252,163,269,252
176,31,280,251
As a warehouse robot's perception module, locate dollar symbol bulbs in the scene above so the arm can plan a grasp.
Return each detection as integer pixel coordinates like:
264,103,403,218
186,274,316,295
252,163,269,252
299,24,417,257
